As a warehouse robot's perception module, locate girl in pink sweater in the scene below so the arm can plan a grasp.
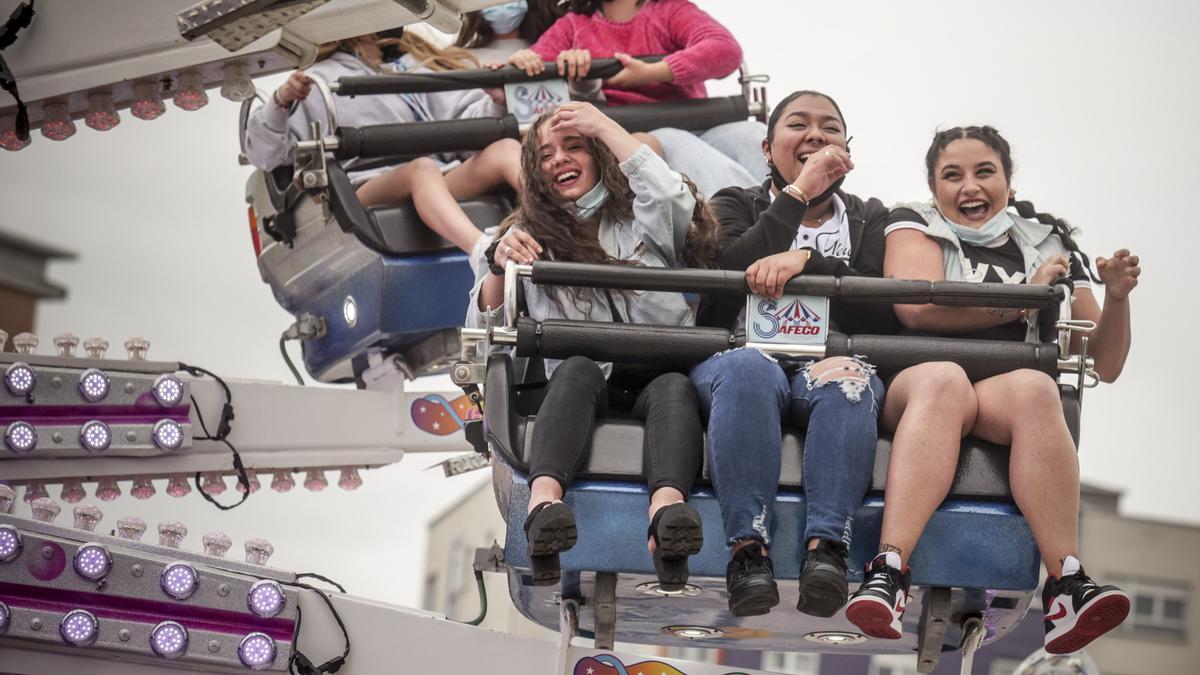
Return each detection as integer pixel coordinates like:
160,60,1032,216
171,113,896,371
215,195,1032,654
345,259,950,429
506,0,768,196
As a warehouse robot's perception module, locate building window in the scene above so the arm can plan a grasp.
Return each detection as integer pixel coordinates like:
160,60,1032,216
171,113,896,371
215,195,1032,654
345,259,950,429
760,651,819,675
1122,580,1188,640
869,654,920,675
665,646,719,664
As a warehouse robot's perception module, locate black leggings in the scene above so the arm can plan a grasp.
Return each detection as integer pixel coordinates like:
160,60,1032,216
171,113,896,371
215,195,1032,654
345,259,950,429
528,355,703,496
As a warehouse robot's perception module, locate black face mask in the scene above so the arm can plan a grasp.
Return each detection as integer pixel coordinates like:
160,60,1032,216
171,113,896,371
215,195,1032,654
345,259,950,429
769,161,845,206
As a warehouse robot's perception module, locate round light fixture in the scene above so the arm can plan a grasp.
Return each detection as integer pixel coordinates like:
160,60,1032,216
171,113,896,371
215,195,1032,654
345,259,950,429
247,580,286,618
662,625,723,640
152,419,184,450
238,632,277,670
0,525,23,563
635,582,703,598
153,374,184,407
150,620,189,658
4,362,35,396
73,543,113,580
79,420,112,453
803,630,868,646
161,562,200,600
4,421,37,453
78,368,110,402
60,609,99,647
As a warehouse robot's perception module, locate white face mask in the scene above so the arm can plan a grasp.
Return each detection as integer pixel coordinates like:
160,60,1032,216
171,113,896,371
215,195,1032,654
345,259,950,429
574,180,609,220
945,207,1014,246
481,1,528,35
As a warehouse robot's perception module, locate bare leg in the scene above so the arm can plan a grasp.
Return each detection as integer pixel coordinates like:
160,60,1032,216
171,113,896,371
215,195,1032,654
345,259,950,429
646,486,686,554
972,369,1078,577
409,158,486,253
443,138,522,196
529,475,564,513
355,162,418,206
634,132,665,158
877,362,977,565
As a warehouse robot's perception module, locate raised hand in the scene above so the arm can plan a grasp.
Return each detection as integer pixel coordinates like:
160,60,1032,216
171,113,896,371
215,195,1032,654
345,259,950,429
1096,248,1140,300
791,145,854,202
746,250,812,300
548,101,617,139
274,70,312,107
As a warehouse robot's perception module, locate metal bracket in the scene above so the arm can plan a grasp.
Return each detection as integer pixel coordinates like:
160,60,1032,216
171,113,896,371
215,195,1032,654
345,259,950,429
555,598,581,675
472,542,506,574
592,572,618,650
959,616,986,675
437,450,490,477
916,587,952,673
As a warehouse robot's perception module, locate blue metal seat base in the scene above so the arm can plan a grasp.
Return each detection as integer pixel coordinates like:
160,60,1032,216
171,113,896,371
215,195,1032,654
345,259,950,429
502,476,1038,654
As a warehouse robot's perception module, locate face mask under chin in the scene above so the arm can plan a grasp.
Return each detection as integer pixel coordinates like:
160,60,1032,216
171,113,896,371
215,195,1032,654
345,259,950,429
770,163,845,206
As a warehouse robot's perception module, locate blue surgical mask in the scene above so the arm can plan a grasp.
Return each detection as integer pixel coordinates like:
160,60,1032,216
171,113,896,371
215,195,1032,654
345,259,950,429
481,1,528,35
945,207,1014,246
574,180,609,220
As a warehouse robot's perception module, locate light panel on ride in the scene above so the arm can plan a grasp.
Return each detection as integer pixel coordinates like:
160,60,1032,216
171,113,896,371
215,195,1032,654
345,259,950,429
0,512,299,671
0,350,193,459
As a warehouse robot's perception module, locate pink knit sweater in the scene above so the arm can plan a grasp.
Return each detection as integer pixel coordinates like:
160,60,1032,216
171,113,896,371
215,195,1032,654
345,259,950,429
530,0,743,105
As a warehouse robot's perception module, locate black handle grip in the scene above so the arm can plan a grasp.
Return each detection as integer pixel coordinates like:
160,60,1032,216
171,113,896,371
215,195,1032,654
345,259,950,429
826,333,1059,380
335,115,520,160
335,57,664,96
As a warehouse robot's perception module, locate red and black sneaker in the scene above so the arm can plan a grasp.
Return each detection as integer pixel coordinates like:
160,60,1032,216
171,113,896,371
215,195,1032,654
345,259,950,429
845,553,911,639
1042,566,1129,654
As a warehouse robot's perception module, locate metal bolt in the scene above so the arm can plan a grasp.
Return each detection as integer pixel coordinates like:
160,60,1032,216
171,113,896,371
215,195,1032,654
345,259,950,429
302,172,317,187
123,382,135,394
124,337,150,361
83,337,109,359
217,583,230,597
208,640,221,653
51,432,63,443
118,629,131,641
131,564,144,578
50,376,63,389
53,333,79,357
13,332,38,355
30,617,43,630
41,546,54,559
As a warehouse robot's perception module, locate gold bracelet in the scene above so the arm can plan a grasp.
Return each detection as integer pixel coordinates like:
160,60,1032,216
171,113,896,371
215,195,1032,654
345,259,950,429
782,184,810,205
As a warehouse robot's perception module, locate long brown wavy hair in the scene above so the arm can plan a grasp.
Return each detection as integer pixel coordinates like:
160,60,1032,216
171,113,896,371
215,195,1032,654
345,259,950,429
317,31,479,72
503,110,720,273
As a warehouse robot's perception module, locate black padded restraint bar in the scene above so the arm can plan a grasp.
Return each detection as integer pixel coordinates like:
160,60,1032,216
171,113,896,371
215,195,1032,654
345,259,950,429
335,57,663,96
528,262,1062,309
332,96,749,161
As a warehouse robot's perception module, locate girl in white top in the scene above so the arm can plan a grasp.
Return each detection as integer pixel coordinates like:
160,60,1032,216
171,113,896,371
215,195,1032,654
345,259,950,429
245,31,520,254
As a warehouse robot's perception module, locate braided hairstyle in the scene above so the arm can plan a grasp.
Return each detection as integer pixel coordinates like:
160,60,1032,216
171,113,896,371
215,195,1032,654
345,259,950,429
924,125,1098,282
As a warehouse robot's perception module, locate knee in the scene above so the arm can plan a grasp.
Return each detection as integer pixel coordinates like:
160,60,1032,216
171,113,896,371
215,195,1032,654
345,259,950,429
712,349,787,394
802,356,877,403
406,156,440,176
1003,369,1062,412
644,372,697,405
909,362,973,403
483,138,520,162
554,356,606,391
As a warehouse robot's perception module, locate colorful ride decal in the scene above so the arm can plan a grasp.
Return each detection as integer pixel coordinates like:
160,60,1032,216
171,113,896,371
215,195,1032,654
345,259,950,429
570,651,765,675
505,79,571,124
411,393,481,435
746,294,830,346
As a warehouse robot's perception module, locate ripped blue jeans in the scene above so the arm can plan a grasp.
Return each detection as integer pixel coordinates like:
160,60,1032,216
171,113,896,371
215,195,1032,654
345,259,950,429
690,347,884,549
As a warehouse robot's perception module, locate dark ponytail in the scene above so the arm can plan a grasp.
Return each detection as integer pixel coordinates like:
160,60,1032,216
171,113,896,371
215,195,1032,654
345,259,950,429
927,125,1099,283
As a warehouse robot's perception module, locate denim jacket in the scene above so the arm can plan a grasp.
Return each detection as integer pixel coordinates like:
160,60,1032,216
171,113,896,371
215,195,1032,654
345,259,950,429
467,144,697,376
894,201,1074,342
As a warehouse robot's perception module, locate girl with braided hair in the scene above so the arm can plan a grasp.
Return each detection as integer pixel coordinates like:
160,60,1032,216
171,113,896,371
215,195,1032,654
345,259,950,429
467,101,719,590
845,125,1140,655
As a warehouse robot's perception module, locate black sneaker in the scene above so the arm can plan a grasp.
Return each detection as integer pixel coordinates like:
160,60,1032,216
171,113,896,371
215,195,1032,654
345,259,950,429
1042,566,1129,654
523,501,577,586
845,553,911,639
795,540,849,617
725,543,779,617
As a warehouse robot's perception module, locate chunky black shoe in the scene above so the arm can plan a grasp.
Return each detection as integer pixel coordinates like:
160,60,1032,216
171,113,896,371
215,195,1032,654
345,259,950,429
795,539,849,617
845,553,911,639
725,543,779,617
1042,565,1129,654
523,501,577,586
648,502,704,592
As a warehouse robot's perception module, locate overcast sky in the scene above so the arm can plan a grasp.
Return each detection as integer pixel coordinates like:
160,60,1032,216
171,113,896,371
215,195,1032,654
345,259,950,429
1,0,1196,608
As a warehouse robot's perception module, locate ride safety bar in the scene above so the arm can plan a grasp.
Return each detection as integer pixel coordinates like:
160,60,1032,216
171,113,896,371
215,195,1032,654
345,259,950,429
465,318,1068,380
333,57,664,96
522,262,1066,309
332,96,748,160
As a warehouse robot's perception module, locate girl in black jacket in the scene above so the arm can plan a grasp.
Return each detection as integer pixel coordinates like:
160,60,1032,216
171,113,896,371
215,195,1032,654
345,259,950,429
690,91,895,618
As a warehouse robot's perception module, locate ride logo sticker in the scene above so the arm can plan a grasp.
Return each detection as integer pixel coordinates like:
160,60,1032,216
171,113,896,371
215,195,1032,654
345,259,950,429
505,79,570,124
746,294,830,345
